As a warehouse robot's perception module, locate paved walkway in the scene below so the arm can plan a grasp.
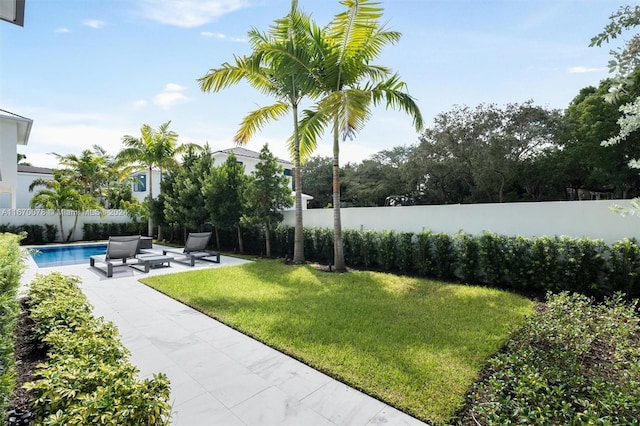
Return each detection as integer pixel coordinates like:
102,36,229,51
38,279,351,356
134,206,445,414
20,244,428,426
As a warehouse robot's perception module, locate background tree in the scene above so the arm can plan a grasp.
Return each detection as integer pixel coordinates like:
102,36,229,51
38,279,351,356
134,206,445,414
163,145,215,242
198,0,321,264
51,145,109,201
297,0,423,271
591,5,640,147
300,156,334,208
202,153,249,252
560,74,640,199
28,170,103,242
117,121,198,238
244,144,293,257
343,147,414,206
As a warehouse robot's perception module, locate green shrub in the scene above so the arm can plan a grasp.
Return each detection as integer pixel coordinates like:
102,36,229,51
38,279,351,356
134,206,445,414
454,232,480,282
0,224,56,245
378,230,397,271
466,292,640,425
414,230,436,277
607,238,640,298
0,233,26,424
24,272,171,425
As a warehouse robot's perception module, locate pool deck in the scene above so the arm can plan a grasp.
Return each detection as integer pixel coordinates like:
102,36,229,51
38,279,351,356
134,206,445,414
20,243,428,426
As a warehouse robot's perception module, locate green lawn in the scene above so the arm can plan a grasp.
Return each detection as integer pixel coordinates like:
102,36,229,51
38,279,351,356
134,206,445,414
141,260,533,425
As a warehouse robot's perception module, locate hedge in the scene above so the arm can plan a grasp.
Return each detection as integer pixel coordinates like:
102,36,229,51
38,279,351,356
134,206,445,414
268,227,640,299
0,225,57,245
23,272,171,425
0,233,26,424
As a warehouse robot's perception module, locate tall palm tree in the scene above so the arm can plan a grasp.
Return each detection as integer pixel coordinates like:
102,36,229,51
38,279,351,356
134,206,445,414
116,121,196,238
198,0,322,264
298,0,424,271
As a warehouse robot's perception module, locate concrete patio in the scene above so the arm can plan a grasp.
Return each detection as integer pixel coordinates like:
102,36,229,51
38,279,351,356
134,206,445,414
20,244,428,426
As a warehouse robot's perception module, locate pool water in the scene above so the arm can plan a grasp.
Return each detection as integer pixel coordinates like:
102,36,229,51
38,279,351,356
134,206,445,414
31,243,108,267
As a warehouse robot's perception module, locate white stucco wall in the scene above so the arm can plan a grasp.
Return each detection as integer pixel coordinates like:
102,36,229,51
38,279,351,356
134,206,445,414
0,120,18,208
282,200,640,244
0,209,131,241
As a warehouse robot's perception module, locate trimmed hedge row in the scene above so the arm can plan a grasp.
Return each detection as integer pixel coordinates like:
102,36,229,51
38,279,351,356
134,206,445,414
0,224,57,245
24,272,171,425
82,222,145,241
0,233,26,424
269,227,640,298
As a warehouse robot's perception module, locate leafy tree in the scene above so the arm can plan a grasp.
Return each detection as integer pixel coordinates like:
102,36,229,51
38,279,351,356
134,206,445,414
163,145,215,242
300,156,333,208
412,102,560,204
560,75,640,199
244,144,293,257
202,153,249,252
297,0,423,271
29,170,103,241
591,5,640,147
198,0,321,264
344,147,414,206
117,121,199,238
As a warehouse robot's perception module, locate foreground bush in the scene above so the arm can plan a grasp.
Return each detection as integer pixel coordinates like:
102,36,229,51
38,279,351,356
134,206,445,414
0,233,26,424
465,292,640,425
24,272,171,425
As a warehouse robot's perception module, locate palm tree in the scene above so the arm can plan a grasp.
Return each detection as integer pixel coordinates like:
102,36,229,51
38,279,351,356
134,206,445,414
29,171,103,242
116,121,197,238
51,145,110,201
198,0,322,264
298,0,424,271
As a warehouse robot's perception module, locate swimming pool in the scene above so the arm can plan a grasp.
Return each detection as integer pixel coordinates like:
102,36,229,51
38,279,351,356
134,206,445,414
30,243,108,268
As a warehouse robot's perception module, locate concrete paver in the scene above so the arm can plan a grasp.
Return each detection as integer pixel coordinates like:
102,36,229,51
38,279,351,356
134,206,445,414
20,244,428,426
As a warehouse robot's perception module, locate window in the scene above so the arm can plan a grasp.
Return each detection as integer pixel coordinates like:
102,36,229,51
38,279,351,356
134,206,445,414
134,174,146,192
284,168,291,176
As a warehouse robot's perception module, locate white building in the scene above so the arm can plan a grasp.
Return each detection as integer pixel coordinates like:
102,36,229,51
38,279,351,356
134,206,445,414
0,110,33,209
212,147,312,209
130,147,313,209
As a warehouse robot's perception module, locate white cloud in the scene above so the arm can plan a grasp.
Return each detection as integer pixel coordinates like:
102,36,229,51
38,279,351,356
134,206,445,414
567,66,606,74
152,83,190,110
83,19,106,29
139,0,248,28
132,100,148,108
54,27,70,33
200,31,246,42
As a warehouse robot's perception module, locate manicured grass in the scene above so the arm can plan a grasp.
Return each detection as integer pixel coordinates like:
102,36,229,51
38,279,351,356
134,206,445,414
141,260,533,425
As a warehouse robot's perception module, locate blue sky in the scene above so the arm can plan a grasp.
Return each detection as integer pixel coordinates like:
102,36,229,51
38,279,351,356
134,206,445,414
0,0,632,169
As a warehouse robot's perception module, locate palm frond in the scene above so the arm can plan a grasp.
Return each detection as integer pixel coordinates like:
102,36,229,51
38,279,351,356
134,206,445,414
234,102,291,145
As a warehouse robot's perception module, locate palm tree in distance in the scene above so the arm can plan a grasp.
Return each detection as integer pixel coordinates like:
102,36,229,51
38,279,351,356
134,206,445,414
117,121,199,238
29,170,103,242
198,0,322,264
297,0,424,271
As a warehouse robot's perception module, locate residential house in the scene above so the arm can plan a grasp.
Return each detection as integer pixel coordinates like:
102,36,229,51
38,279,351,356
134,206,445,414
129,147,313,209
0,109,33,209
212,147,312,209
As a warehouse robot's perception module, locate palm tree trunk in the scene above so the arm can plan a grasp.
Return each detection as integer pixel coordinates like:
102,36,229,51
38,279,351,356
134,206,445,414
147,167,154,237
332,123,346,272
292,102,305,263
58,214,65,243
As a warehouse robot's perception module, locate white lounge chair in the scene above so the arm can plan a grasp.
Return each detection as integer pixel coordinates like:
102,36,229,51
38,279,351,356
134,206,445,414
89,235,141,277
163,232,220,266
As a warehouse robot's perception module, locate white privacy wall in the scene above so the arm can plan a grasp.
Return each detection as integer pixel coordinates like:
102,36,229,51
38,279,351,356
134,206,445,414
282,200,640,244
0,209,131,241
